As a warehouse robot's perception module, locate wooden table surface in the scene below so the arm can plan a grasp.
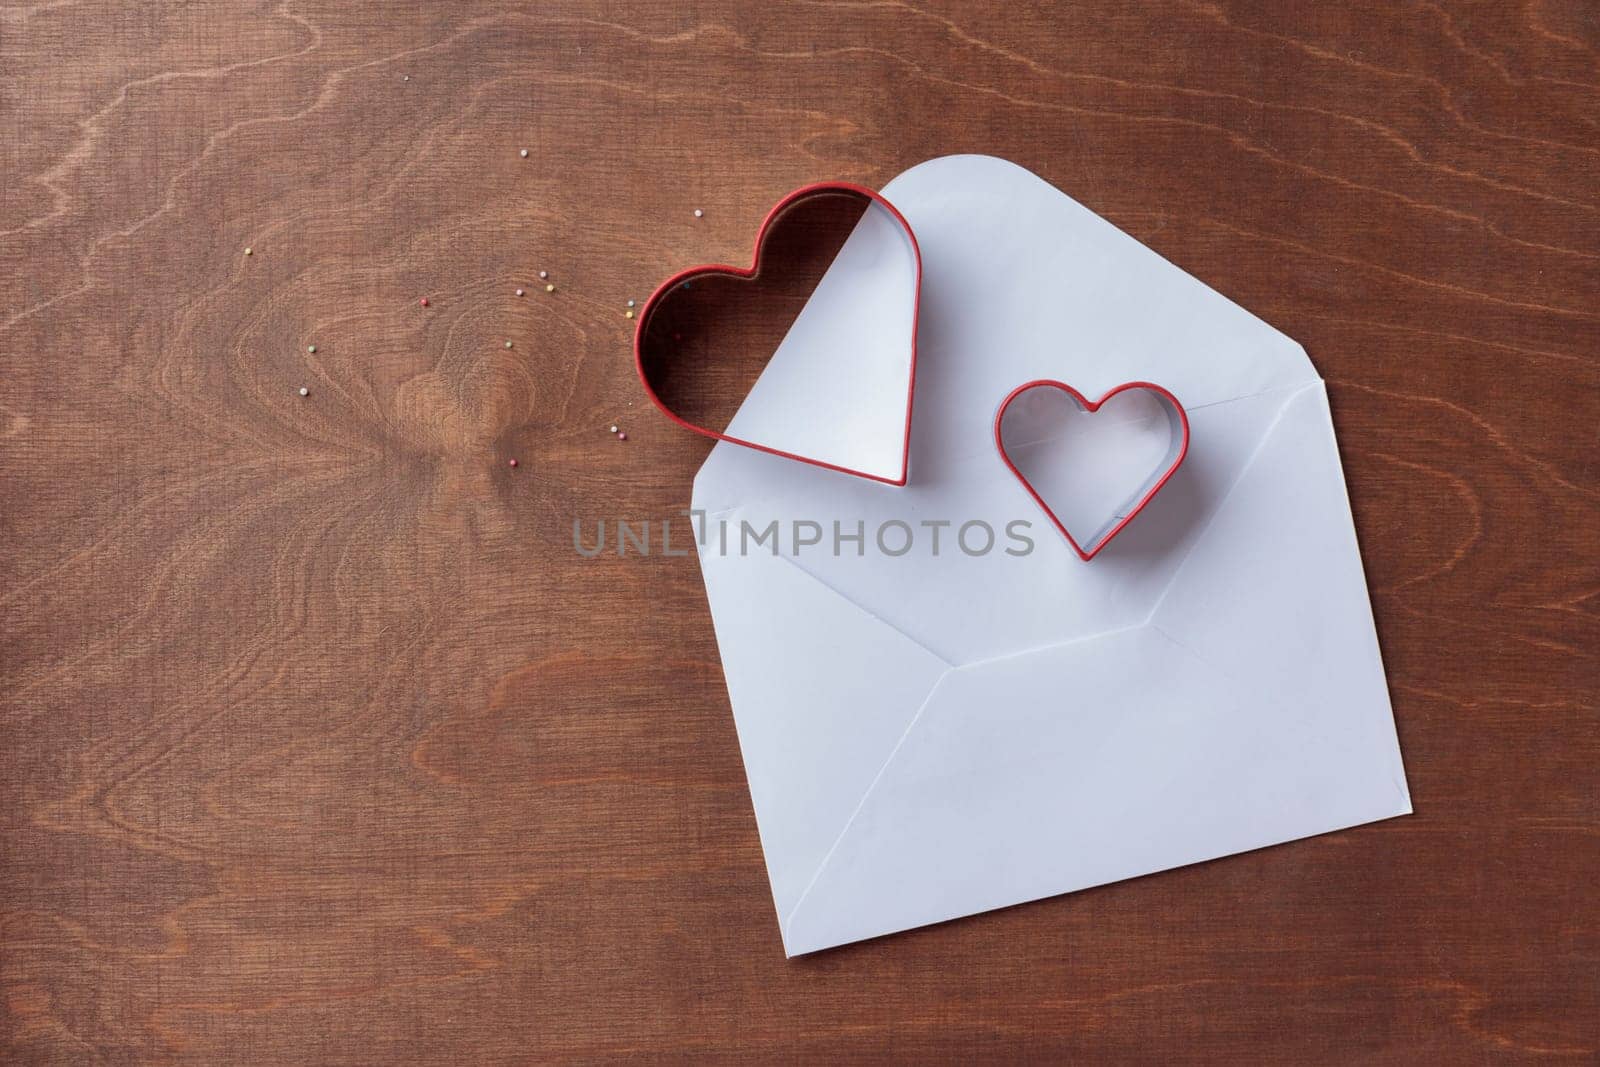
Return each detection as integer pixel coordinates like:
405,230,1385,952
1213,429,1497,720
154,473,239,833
3,2,1597,1062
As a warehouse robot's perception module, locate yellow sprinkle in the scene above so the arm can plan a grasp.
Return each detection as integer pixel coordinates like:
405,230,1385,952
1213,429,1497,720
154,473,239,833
243,247,253,256
504,341,513,349
307,345,316,353
545,283,555,293
624,309,634,319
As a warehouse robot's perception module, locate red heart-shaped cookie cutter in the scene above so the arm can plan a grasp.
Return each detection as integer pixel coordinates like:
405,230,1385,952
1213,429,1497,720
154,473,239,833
632,182,922,486
995,380,1190,561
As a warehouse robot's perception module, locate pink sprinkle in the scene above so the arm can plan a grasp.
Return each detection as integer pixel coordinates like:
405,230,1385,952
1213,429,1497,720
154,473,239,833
419,297,429,307
508,458,518,467
617,432,627,442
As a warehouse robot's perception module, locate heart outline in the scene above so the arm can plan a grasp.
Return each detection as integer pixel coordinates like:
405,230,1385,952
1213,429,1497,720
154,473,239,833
995,379,1191,562
632,181,922,486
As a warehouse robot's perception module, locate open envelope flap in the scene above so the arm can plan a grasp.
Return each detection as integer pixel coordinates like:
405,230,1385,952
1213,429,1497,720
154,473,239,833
781,382,1410,955
694,155,1328,666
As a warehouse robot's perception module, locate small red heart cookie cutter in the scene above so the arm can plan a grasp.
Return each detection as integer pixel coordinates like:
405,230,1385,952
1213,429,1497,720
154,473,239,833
995,380,1190,562
632,181,922,486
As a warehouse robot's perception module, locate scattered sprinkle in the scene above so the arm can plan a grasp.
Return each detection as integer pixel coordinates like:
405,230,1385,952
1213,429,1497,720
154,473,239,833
539,270,548,279
626,299,636,308
298,387,309,397
519,149,529,158
617,431,628,441
508,458,518,468
609,424,618,434
693,209,704,218
402,75,410,82
624,309,634,319
515,288,524,297
243,247,253,256
419,297,429,307
545,283,555,293
504,340,514,349
307,345,316,353
672,331,682,341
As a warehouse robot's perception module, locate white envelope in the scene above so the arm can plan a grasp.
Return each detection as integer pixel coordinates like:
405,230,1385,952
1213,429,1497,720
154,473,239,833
690,155,1411,956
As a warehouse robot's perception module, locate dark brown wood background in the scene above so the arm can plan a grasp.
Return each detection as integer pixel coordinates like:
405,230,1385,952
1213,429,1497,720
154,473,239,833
3,1,1597,1062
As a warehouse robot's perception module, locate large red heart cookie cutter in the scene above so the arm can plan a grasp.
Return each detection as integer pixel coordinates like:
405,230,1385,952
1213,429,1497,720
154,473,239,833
995,380,1191,562
632,181,922,486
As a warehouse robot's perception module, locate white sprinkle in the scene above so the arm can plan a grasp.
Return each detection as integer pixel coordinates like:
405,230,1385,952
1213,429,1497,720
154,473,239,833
504,340,513,349
307,345,316,353
539,270,548,279
402,75,410,82
609,424,618,434
519,148,529,158
298,387,309,397
515,288,524,297
626,299,635,308
693,208,704,218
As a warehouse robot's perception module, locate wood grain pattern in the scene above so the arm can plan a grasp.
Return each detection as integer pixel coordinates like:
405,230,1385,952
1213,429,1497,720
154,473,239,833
3,1,1597,1062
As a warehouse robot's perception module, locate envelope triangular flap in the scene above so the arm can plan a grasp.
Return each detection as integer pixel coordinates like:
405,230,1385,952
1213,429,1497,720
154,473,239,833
695,156,1326,666
885,155,1320,439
